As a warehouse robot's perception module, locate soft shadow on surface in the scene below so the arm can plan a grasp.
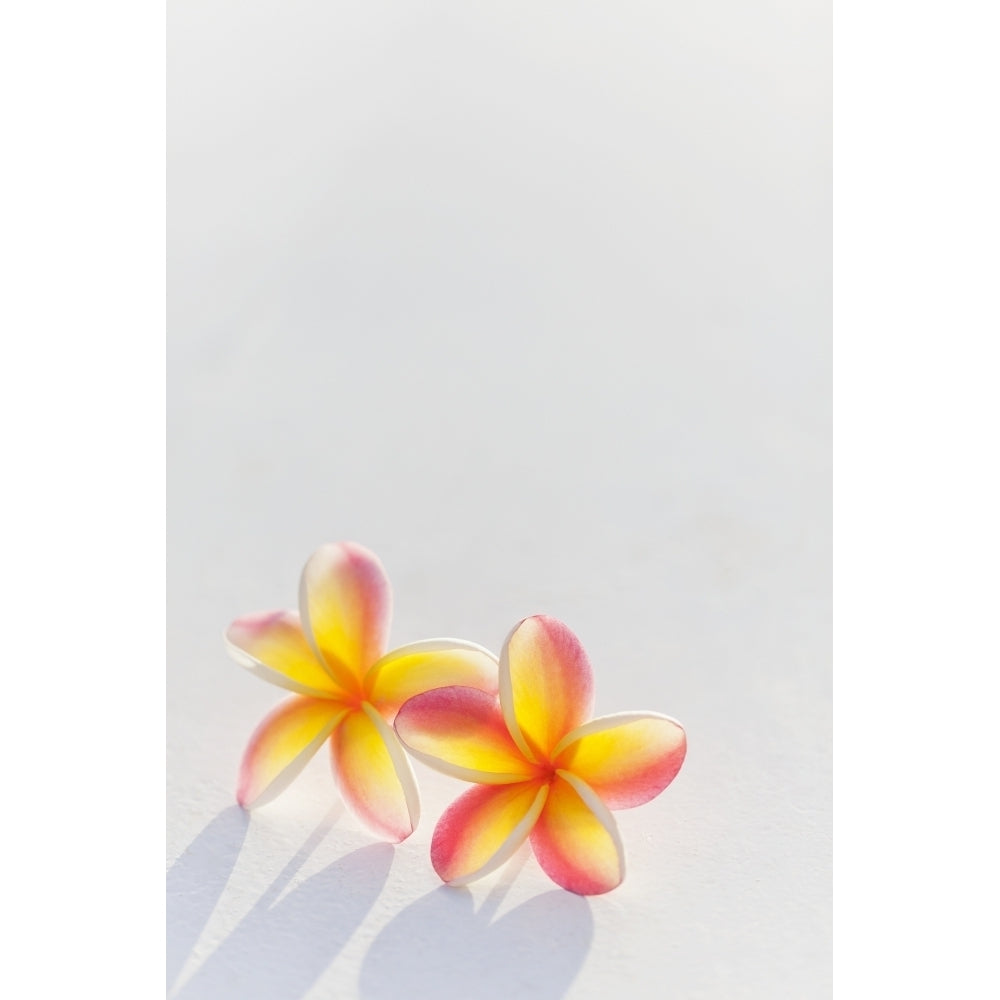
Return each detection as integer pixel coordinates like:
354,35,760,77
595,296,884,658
360,866,593,1000
176,809,393,1000
167,806,250,992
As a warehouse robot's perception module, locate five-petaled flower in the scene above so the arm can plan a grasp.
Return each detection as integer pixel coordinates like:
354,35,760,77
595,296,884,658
394,615,687,894
226,542,498,842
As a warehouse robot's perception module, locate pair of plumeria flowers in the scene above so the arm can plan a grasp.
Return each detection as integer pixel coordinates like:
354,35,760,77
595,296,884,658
226,542,687,896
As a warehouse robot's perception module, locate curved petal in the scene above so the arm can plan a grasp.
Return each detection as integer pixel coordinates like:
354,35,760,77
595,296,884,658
553,712,687,809
299,542,392,690
226,610,343,697
499,616,594,761
331,702,420,843
394,687,539,784
237,696,347,809
366,639,499,719
530,772,625,895
431,781,549,886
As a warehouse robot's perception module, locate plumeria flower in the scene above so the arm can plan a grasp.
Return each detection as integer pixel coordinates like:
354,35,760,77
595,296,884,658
226,542,498,842
394,615,687,894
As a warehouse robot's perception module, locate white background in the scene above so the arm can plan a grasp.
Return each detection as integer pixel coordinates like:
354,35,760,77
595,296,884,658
167,2,830,998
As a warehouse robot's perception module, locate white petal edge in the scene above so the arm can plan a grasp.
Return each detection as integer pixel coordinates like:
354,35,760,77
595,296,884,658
365,637,500,691
550,710,685,760
246,707,349,810
396,734,535,787
360,701,421,834
553,769,626,882
446,783,550,887
498,619,541,764
297,557,362,691
224,630,340,698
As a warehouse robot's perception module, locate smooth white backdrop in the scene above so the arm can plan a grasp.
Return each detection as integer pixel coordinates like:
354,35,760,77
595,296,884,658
168,3,830,997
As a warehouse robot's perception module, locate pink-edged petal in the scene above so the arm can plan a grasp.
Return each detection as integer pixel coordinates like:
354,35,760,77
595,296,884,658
553,712,687,809
331,702,420,843
366,639,499,719
431,781,549,886
499,616,594,761
530,772,625,895
226,610,343,697
394,687,539,784
299,542,392,690
237,696,347,809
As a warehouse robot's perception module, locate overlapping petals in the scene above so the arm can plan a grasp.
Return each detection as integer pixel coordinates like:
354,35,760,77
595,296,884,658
395,615,686,894
226,543,498,841
366,640,501,720
395,686,541,784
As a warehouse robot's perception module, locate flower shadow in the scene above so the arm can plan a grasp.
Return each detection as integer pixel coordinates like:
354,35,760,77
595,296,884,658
167,805,250,992
360,869,593,1000
170,808,393,1000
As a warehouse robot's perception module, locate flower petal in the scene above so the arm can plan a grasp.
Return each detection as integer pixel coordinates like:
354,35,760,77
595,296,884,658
499,616,594,761
332,702,420,843
226,610,343,697
431,781,549,886
394,686,539,784
299,542,392,689
237,696,347,809
366,639,499,719
553,712,687,809
530,772,625,895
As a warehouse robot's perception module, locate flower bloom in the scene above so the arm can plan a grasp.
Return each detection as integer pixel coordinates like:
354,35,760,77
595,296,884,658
226,542,498,842
394,615,687,894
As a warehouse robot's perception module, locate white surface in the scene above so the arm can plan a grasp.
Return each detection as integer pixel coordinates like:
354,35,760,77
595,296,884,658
167,3,830,998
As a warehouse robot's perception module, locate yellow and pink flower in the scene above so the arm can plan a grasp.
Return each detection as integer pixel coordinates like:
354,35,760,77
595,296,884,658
394,615,687,894
226,542,498,842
